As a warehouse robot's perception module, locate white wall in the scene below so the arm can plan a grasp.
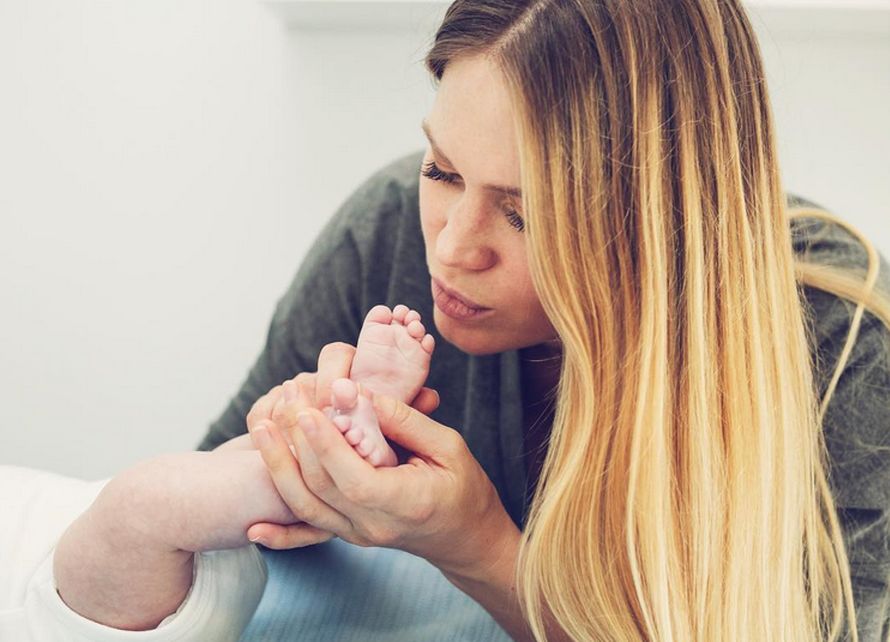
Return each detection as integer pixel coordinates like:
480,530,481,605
1,1,887,480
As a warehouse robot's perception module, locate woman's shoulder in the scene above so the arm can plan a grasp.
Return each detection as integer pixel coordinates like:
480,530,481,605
786,194,890,346
294,149,425,292
789,199,890,617
328,149,424,241
788,193,889,287
786,194,890,511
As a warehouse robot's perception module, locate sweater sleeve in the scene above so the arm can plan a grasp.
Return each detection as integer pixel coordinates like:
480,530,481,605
22,546,266,642
793,214,890,641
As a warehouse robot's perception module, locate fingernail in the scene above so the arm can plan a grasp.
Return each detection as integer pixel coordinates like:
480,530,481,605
254,426,272,448
298,411,317,435
249,535,266,546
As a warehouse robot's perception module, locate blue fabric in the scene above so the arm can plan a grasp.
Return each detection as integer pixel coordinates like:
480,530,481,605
240,539,512,642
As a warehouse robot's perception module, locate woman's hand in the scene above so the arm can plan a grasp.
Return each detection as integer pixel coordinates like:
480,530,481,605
243,341,441,548
252,382,520,579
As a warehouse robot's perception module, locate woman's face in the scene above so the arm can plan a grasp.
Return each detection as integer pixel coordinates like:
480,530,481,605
419,54,557,356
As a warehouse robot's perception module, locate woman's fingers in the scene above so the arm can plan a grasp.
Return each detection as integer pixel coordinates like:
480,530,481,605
293,409,375,506
410,387,440,415
246,522,336,549
315,343,356,410
282,372,316,405
246,384,283,433
372,393,461,462
248,373,317,449
252,419,353,536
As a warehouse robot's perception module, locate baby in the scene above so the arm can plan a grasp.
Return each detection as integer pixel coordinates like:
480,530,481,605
2,303,435,640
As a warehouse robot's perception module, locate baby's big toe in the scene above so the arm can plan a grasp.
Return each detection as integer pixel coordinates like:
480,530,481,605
331,378,359,412
364,305,393,326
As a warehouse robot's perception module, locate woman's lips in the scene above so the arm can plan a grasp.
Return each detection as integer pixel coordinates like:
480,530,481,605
431,278,494,321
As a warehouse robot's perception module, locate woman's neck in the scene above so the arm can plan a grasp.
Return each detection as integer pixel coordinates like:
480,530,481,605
518,340,562,408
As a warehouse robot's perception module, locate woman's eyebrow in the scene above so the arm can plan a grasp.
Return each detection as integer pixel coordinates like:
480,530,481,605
420,118,522,199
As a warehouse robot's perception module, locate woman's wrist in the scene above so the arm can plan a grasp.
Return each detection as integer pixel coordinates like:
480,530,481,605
438,503,521,583
441,516,574,642
438,517,536,641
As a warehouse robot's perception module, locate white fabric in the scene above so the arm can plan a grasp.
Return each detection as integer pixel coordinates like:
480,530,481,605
0,465,267,641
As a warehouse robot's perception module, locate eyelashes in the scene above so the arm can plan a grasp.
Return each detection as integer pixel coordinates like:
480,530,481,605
503,209,525,233
420,159,458,184
421,160,525,233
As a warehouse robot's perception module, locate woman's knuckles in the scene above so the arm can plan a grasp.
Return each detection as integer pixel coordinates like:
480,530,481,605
303,468,336,496
444,429,467,457
247,385,280,428
405,497,436,529
292,372,316,392
339,479,369,505
271,398,302,426
363,524,400,548
292,503,322,526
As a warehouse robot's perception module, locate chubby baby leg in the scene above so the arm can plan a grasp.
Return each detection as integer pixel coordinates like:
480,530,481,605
52,448,293,631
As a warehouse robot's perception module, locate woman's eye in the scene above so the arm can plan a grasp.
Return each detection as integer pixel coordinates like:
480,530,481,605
504,208,525,232
420,160,458,184
422,159,525,233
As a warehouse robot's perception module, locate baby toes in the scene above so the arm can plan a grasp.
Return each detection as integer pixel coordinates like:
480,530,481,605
404,308,421,325
333,415,351,433
391,304,409,323
344,426,364,446
356,437,374,457
421,334,435,354
366,444,398,468
406,319,426,339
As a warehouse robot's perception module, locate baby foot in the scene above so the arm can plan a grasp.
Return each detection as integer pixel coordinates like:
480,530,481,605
350,304,435,402
326,304,435,468
326,378,397,467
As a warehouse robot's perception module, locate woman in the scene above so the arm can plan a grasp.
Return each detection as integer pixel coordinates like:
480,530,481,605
203,1,890,640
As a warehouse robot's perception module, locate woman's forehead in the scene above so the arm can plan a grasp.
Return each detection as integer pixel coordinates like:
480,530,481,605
427,57,521,192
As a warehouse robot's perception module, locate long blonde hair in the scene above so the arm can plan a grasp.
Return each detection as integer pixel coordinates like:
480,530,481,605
426,1,890,640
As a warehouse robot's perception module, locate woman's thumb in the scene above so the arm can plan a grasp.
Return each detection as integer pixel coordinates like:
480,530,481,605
373,392,450,454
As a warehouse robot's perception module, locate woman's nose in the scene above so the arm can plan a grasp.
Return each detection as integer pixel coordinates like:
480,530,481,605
435,203,496,271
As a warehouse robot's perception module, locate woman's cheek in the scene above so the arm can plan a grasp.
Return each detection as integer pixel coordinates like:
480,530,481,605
419,197,447,243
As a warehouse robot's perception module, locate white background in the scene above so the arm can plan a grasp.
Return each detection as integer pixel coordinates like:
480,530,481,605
1,0,888,479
